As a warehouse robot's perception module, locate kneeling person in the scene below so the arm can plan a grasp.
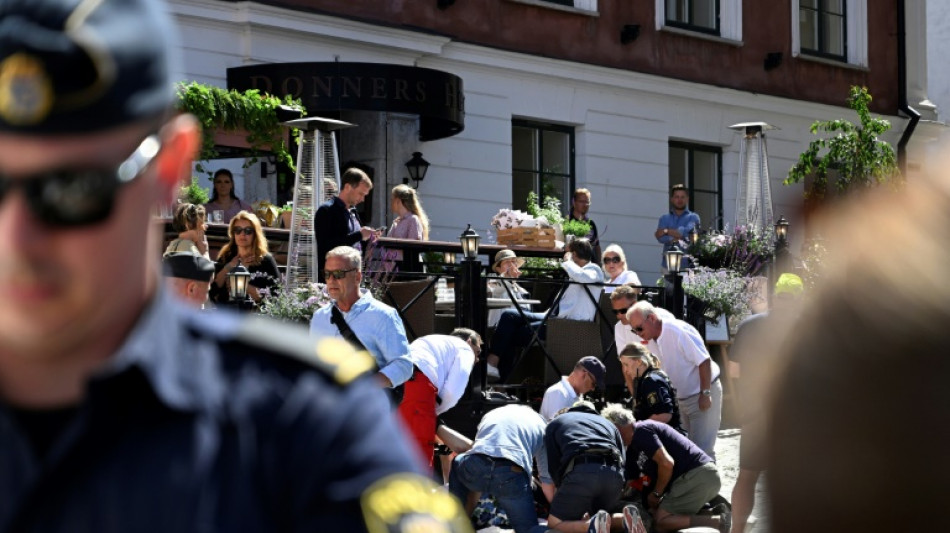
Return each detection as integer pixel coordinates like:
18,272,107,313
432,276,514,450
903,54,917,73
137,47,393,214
602,405,730,533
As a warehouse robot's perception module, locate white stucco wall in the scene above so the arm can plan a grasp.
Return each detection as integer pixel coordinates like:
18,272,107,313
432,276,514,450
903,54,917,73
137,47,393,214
168,0,920,283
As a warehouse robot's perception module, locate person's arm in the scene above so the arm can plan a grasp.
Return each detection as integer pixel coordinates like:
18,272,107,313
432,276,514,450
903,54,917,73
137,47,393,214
561,260,602,283
374,309,414,387
543,426,561,487
655,215,673,244
647,446,675,509
697,359,712,411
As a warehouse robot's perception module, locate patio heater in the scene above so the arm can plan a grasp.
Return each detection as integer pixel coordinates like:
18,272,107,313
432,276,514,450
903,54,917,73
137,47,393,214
280,117,355,291
730,122,777,235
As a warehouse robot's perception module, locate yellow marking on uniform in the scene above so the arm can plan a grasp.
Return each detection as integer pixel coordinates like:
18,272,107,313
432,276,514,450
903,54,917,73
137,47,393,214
314,338,375,384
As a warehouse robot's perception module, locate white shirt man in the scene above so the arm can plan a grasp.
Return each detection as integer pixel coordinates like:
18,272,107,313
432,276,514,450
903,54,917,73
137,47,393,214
627,301,722,459
539,356,605,422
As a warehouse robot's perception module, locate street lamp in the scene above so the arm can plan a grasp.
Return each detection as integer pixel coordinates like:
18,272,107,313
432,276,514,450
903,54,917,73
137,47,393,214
665,245,684,274
774,215,789,243
664,245,685,320
460,224,480,259
404,152,430,189
227,261,255,310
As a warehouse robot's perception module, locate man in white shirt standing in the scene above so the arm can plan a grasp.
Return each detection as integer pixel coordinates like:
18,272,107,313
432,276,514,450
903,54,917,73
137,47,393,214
539,356,605,422
397,328,481,469
627,301,722,459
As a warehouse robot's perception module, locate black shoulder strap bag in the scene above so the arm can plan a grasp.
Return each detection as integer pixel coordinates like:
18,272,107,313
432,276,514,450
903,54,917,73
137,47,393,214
330,305,405,406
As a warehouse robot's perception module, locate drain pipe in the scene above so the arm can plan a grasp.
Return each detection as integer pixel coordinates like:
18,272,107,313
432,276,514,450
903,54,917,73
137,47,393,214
897,0,920,175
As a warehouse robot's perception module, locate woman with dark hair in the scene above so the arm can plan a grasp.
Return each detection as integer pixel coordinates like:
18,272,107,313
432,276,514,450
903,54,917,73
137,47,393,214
619,342,686,436
210,211,279,304
204,169,253,222
165,203,209,259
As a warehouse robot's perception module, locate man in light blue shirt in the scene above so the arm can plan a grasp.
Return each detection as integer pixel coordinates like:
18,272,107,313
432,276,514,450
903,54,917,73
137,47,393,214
448,404,551,533
310,246,413,388
655,184,700,271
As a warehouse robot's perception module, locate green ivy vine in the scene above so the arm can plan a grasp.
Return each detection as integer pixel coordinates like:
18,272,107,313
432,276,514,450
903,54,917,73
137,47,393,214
175,82,304,175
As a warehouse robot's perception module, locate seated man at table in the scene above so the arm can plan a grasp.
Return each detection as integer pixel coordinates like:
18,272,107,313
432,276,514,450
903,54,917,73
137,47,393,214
310,246,413,396
485,238,604,381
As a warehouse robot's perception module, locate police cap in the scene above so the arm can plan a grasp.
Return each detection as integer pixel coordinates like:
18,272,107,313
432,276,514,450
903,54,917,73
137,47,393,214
0,0,177,134
163,252,214,282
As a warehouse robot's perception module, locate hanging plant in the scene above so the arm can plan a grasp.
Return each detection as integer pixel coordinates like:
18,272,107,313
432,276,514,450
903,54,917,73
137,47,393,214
175,82,305,175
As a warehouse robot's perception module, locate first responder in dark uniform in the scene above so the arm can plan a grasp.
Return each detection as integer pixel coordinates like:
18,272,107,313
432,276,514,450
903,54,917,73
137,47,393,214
619,344,686,436
0,1,469,531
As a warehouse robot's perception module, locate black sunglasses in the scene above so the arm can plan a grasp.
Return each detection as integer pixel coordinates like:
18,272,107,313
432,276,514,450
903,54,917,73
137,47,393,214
0,135,161,227
631,323,646,335
603,256,623,264
324,268,357,280
613,306,630,316
233,226,255,236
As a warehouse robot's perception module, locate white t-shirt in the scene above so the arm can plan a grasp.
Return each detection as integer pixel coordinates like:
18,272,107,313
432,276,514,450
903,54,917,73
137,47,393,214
646,318,720,398
539,376,578,422
408,335,476,414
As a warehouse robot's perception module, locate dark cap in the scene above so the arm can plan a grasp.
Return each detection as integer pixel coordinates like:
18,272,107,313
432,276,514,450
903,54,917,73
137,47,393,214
0,0,177,134
577,356,606,391
163,252,214,282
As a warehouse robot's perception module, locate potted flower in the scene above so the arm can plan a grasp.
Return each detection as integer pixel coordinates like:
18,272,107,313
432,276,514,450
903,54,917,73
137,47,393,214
682,267,758,325
277,203,293,229
258,279,331,323
179,177,210,205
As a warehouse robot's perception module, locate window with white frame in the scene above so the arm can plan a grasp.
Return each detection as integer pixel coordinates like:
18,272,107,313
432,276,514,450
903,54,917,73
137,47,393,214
512,120,575,215
792,0,867,66
656,0,741,41
669,142,722,230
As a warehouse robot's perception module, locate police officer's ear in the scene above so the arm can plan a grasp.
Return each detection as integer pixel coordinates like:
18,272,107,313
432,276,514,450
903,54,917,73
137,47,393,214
154,114,201,204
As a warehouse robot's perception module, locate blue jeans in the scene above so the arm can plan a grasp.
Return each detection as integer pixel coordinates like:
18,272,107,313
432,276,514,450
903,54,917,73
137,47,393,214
490,309,548,380
448,453,547,533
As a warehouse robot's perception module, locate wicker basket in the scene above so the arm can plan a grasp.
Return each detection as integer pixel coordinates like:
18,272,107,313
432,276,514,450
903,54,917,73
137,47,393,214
496,227,557,248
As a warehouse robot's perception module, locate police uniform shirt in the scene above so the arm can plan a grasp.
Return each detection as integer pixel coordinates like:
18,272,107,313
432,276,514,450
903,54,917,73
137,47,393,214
544,405,624,486
633,369,684,432
0,290,464,533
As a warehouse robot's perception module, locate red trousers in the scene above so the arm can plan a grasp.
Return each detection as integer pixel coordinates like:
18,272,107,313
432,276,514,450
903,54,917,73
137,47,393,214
396,368,438,469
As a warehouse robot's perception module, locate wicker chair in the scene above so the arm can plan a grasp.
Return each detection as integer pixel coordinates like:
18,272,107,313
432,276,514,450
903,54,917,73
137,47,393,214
542,286,607,385
385,277,435,341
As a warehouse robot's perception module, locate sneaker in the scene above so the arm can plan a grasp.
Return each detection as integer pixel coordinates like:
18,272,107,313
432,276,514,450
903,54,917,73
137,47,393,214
587,510,609,533
486,364,501,381
622,504,647,533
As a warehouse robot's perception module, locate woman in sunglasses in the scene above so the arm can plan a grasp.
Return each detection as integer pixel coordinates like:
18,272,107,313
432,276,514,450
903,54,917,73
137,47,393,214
204,168,253,223
210,211,280,304
165,203,209,260
602,244,641,293
619,342,686,436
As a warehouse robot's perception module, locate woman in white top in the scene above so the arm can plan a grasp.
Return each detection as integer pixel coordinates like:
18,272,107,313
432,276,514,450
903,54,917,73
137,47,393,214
602,243,641,293
486,249,531,328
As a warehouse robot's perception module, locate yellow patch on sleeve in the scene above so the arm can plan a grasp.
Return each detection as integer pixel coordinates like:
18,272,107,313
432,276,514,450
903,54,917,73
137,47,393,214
361,474,473,533
314,337,376,385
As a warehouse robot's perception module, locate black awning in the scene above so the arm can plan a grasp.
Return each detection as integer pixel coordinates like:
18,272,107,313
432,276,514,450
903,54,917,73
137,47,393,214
227,62,464,141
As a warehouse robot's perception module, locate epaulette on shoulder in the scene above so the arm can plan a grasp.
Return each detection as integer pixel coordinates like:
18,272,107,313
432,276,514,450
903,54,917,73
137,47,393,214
232,315,377,386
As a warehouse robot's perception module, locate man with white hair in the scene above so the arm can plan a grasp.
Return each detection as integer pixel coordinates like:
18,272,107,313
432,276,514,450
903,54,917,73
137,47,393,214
626,301,722,458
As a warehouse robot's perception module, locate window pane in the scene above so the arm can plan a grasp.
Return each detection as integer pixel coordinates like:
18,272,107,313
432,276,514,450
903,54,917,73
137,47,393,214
512,127,538,171
669,146,688,190
512,171,537,212
666,0,686,22
692,191,719,229
825,0,844,15
692,150,719,192
691,0,717,29
800,0,817,8
540,174,570,214
541,130,570,175
822,13,845,56
800,8,818,50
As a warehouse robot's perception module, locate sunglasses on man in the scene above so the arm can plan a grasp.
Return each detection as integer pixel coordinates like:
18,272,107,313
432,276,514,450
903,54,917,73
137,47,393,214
0,135,161,227
324,268,357,280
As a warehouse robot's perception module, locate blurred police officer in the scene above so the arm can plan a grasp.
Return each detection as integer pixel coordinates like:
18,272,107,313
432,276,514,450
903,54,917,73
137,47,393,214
0,1,468,532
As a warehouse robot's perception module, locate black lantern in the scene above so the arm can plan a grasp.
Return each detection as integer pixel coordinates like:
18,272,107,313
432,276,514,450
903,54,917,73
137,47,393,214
665,245,684,274
689,227,700,246
405,152,430,189
460,224,480,260
228,262,251,301
774,215,790,242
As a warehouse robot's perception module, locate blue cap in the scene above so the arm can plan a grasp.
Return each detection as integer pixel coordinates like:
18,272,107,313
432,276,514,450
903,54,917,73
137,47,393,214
0,0,177,134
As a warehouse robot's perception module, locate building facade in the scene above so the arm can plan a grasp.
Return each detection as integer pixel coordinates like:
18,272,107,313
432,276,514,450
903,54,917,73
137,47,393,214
169,0,936,282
